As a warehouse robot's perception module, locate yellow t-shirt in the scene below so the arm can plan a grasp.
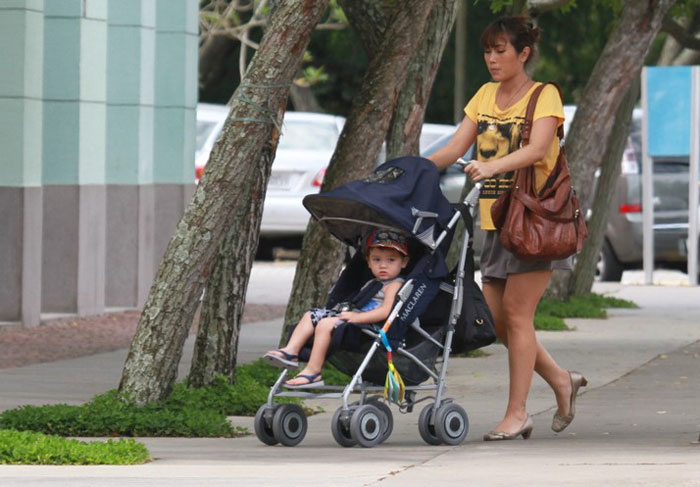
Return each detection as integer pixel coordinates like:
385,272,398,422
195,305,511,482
464,82,564,230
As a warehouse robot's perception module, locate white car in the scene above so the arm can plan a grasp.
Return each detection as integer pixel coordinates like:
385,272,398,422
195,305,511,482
195,104,345,238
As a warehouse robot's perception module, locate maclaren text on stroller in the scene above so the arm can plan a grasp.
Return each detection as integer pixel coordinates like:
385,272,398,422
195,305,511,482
254,157,494,448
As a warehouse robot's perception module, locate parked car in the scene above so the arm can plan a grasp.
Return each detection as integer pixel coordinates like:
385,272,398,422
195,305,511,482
195,105,345,241
581,107,698,281
420,123,457,152
421,106,698,281
195,103,229,181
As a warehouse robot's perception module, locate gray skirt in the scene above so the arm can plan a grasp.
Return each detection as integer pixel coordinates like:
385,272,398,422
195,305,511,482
480,231,573,282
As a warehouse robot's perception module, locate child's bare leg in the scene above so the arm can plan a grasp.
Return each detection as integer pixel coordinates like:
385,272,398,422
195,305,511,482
266,311,314,358
285,317,336,385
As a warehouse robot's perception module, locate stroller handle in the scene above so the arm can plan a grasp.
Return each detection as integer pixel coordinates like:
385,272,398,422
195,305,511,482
463,182,482,207
455,158,482,208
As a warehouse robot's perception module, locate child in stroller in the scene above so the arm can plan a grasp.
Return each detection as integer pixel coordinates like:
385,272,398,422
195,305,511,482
263,229,410,388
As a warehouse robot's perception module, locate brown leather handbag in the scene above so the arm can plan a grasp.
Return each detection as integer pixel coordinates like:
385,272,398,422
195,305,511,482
490,82,588,261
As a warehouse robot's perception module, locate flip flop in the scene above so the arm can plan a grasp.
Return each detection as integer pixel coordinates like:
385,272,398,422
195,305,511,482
263,349,299,369
284,372,324,389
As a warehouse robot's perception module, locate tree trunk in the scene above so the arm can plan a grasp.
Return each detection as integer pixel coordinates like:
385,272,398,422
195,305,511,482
545,0,676,300
568,0,676,211
187,185,262,387
280,0,438,344
119,0,329,406
338,0,389,51
386,0,460,159
569,74,640,296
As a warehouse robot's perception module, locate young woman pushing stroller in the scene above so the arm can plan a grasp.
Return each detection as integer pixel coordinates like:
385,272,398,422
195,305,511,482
428,16,587,441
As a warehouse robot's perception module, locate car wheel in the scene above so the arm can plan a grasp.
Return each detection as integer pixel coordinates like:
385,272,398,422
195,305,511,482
597,240,623,282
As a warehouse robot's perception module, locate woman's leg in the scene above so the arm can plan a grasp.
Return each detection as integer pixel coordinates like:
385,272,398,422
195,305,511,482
484,270,572,433
483,279,573,420
285,316,336,385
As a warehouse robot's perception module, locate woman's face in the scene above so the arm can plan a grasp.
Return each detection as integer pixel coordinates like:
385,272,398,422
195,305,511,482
483,36,529,82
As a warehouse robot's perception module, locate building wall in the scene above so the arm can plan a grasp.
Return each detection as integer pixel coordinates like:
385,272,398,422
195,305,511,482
0,0,197,326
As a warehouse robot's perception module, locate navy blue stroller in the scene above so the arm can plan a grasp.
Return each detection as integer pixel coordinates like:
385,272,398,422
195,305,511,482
254,157,495,448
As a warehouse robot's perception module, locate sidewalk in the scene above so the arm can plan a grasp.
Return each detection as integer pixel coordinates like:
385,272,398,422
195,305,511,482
0,280,699,486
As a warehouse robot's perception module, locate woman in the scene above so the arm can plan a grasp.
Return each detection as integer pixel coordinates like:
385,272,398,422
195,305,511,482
428,16,586,441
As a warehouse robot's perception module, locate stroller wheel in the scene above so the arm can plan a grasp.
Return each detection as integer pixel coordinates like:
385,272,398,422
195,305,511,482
272,404,307,447
254,404,280,445
350,404,385,448
418,403,442,445
435,403,469,445
331,406,357,447
366,397,393,444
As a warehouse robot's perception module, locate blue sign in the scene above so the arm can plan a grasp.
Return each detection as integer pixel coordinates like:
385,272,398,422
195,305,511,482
646,66,692,157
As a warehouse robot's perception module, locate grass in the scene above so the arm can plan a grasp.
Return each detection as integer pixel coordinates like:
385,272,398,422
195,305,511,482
0,359,350,438
0,429,150,465
534,292,637,331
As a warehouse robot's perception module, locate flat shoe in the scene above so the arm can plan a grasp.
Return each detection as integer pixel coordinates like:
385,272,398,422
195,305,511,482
263,349,299,369
284,372,324,389
483,415,533,441
552,371,588,432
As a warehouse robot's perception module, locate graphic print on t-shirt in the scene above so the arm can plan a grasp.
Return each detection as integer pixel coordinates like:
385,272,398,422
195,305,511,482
476,114,524,230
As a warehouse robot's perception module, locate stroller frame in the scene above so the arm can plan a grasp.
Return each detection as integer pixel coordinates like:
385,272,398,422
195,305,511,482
254,175,483,449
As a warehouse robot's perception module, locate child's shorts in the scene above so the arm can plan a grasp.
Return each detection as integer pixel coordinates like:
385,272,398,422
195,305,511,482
309,308,342,327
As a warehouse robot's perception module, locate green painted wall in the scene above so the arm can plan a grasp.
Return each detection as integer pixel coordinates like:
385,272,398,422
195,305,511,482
0,4,43,187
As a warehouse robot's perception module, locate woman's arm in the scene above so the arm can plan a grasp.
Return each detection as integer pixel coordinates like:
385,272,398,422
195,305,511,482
464,115,558,181
337,280,403,324
427,115,477,170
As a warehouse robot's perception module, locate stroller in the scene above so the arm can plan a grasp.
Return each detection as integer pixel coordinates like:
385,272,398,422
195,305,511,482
254,156,494,448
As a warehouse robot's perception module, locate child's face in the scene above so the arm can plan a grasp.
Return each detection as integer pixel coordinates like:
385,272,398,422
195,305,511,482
367,247,408,281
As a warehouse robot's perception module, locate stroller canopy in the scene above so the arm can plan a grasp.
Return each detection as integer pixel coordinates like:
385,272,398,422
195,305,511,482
303,157,454,249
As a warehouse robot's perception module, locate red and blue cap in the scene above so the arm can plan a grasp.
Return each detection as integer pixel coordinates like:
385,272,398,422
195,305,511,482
365,229,409,256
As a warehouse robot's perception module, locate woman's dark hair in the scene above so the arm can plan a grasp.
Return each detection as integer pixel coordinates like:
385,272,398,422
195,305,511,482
480,16,540,66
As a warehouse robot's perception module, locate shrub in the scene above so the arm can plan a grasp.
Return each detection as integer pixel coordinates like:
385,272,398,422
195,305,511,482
0,391,235,438
534,292,637,331
0,429,149,465
0,359,348,437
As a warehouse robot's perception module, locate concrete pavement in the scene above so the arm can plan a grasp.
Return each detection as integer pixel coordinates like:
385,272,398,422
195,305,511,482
0,265,699,486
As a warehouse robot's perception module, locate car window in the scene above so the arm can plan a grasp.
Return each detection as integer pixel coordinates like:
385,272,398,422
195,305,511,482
196,120,219,152
278,121,339,151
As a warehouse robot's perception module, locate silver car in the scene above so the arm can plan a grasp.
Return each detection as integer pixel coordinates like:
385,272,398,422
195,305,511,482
195,105,345,243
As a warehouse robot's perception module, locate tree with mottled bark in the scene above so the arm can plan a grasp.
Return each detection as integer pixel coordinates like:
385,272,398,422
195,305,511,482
545,0,677,299
119,0,329,405
568,76,640,296
280,0,439,343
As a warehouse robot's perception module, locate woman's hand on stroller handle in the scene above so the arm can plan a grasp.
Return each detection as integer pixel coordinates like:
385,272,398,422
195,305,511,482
456,158,494,182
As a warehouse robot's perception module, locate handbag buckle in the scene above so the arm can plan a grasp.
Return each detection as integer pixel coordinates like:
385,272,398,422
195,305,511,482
475,318,484,326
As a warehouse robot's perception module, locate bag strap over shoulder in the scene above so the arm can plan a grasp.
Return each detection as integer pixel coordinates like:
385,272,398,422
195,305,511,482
520,81,565,144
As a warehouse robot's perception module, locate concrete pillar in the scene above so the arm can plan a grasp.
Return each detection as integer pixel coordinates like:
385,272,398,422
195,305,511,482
105,0,156,309
0,1,44,326
41,0,107,316
152,0,198,273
